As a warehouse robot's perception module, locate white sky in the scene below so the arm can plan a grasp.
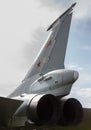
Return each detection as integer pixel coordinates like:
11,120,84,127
0,0,91,108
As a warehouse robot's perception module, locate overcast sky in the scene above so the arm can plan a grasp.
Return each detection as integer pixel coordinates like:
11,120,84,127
0,0,91,108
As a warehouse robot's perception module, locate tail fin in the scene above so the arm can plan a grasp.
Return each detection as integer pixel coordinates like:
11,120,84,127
24,3,76,80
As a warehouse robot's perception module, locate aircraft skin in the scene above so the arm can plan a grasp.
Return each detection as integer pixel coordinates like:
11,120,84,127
0,3,90,130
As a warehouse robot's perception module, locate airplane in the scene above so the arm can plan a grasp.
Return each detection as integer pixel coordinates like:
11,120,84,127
0,2,90,130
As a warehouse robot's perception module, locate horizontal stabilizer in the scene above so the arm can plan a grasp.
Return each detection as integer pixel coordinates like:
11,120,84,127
0,97,23,126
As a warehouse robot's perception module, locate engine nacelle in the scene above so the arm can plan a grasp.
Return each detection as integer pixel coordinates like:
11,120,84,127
27,94,60,124
58,98,83,126
14,94,83,126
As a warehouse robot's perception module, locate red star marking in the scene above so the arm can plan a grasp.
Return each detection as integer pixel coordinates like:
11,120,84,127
45,39,52,48
37,61,41,67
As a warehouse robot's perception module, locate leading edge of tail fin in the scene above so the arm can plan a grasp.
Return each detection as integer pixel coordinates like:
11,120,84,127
24,3,76,80
47,2,76,31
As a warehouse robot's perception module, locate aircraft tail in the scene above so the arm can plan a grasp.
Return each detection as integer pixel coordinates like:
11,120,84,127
24,3,76,80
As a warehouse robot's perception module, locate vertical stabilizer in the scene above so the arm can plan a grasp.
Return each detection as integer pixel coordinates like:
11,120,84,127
24,3,76,80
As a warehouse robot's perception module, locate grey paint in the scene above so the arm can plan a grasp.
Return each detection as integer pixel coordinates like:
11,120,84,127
0,3,85,129
9,5,73,97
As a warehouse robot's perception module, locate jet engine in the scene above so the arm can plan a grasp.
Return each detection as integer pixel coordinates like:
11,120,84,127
26,95,83,126
58,98,83,126
27,94,61,124
16,94,83,126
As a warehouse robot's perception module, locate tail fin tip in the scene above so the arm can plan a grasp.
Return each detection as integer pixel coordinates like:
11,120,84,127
47,2,76,31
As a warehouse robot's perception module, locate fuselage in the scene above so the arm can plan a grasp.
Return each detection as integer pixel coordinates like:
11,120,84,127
9,69,79,98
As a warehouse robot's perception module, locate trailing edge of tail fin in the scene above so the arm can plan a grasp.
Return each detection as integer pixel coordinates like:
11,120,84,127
24,3,76,80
